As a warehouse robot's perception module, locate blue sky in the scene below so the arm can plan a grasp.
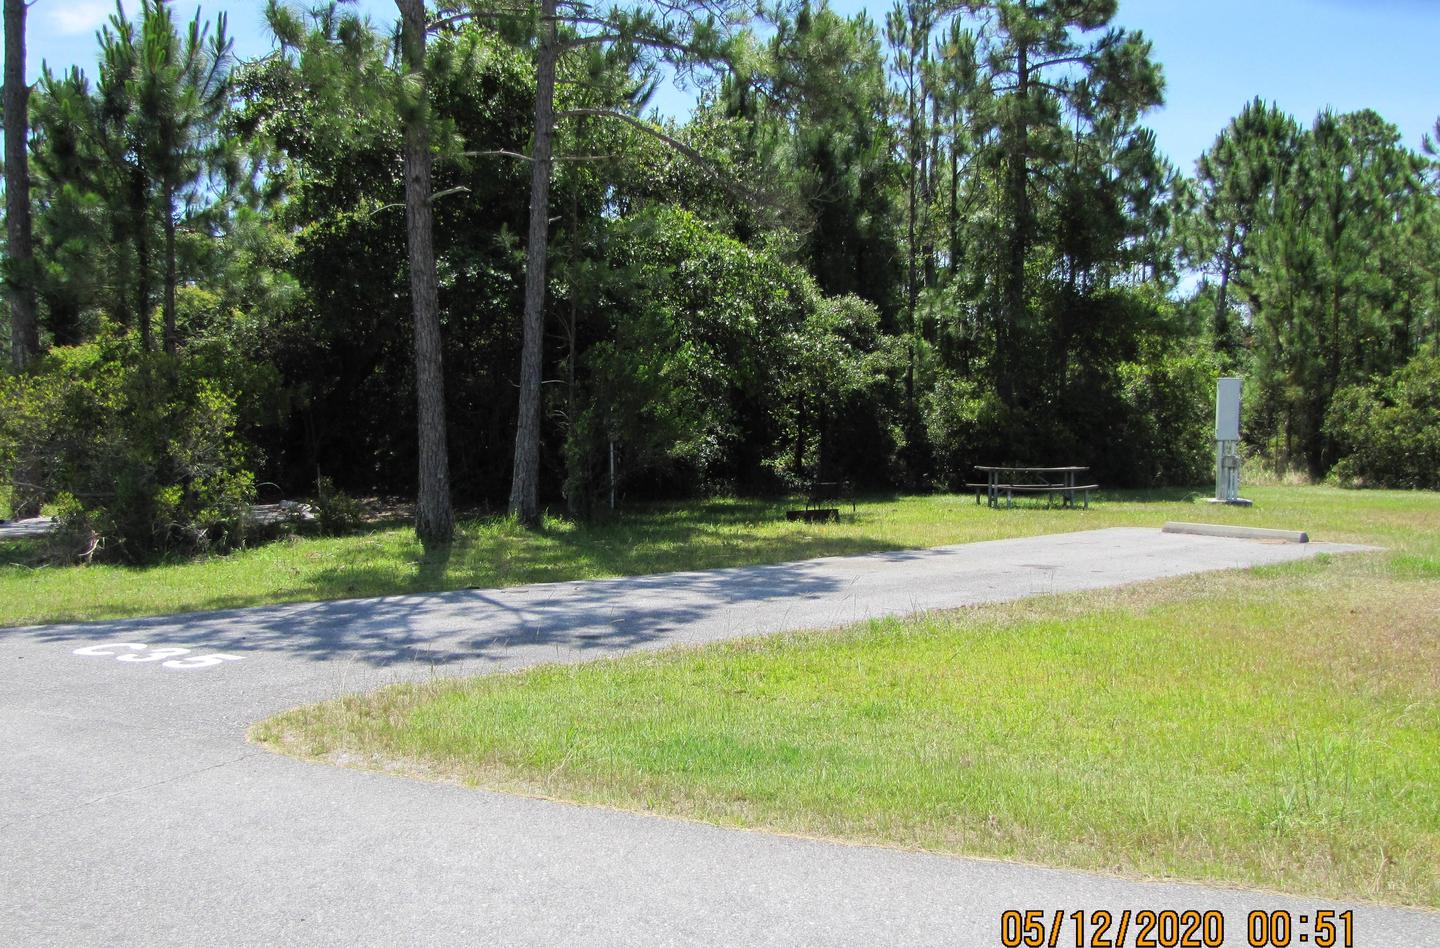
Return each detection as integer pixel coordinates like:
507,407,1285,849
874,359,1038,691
25,0,1440,172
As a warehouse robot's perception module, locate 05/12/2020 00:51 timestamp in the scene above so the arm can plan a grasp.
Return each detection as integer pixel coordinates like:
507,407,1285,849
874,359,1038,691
998,908,1355,947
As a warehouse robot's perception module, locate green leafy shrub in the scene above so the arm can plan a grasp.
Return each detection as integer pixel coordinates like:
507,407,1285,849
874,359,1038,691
1114,349,1217,486
922,285,1217,491
0,340,256,562
923,348,1215,491
923,371,998,490
565,207,813,508
774,293,906,490
1325,352,1440,489
312,476,365,534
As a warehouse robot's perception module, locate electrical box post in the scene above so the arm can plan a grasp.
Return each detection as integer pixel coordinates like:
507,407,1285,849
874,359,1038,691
1210,377,1251,507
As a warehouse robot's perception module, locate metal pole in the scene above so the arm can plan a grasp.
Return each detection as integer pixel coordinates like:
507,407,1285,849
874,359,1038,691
608,439,615,512
1215,440,1225,503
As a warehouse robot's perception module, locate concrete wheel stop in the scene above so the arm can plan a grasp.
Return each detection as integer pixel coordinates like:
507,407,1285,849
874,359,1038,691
1162,521,1309,543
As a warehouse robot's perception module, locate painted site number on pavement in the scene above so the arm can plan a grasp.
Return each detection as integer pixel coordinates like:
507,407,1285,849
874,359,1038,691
73,642,244,670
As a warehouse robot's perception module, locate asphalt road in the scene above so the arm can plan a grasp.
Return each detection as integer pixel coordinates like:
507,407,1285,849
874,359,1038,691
2,527,1434,946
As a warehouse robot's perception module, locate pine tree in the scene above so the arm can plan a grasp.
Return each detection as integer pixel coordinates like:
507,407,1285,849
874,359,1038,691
396,0,455,545
1249,109,1432,475
738,2,901,315
28,69,106,346
430,0,763,527
266,1,458,544
3,0,38,371
130,1,236,356
962,0,1162,405
1183,98,1299,353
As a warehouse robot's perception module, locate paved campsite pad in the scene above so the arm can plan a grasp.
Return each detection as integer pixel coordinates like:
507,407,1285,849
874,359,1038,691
4,527,1436,945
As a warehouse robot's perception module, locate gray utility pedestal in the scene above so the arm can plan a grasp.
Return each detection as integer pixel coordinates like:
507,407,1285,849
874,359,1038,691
1211,377,1251,506
1210,439,1251,506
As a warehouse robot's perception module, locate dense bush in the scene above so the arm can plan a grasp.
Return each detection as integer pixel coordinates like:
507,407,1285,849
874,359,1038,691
0,340,256,561
924,289,1217,491
1325,352,1440,490
774,293,907,490
566,209,822,509
923,370,1001,490
560,208,914,514
1113,350,1218,486
311,476,366,535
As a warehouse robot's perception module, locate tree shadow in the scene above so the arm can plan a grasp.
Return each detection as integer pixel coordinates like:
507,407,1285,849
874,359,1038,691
535,510,912,581
15,552,871,670
7,488,1218,634
0,537,45,567
416,538,454,588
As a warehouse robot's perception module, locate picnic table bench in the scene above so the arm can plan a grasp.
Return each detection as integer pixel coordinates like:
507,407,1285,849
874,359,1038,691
967,465,1097,509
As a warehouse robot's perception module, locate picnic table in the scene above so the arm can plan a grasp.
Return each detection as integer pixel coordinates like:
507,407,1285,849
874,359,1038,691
968,465,1097,509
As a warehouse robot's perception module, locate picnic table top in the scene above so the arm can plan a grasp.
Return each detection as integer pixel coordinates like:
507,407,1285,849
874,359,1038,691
974,465,1089,473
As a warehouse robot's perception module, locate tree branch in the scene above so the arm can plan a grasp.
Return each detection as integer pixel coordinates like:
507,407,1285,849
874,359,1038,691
556,107,753,200
462,149,620,162
1029,53,1093,71
364,186,467,217
558,32,703,57
426,4,532,33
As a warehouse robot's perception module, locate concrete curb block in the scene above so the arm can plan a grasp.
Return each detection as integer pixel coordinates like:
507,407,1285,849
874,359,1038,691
1162,521,1309,543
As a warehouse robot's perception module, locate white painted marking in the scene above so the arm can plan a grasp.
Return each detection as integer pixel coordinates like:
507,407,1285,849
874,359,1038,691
72,641,244,670
117,647,191,663
163,653,243,669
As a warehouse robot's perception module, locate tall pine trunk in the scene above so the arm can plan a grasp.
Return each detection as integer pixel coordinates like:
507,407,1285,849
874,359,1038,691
1001,37,1030,407
4,0,38,372
162,187,178,355
1214,252,1232,348
948,101,960,280
133,167,153,352
4,0,40,518
397,0,454,546
508,0,558,528
923,89,940,292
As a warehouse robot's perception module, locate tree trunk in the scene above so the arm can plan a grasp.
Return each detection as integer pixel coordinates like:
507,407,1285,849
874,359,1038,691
793,396,807,480
133,167,153,352
563,171,581,519
1002,37,1030,406
948,101,960,280
508,0,558,529
1213,239,1232,350
111,214,134,337
397,0,454,546
3,0,41,517
4,0,38,371
923,88,940,293
900,59,918,458
162,187,178,355
905,69,918,348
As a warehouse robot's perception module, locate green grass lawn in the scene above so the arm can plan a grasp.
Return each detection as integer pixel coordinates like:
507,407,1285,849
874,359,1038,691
3,484,1434,628
252,486,1440,906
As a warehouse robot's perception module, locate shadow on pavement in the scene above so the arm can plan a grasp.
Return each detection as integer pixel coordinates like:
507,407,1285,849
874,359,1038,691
13,556,862,669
